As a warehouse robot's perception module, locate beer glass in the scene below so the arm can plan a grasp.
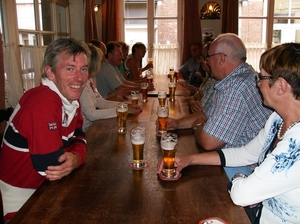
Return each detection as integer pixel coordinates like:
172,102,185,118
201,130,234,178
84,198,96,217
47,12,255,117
169,67,175,82
146,71,153,84
116,102,128,134
175,70,180,82
148,58,153,64
130,126,146,168
168,82,176,102
131,91,139,105
141,82,148,102
157,105,169,136
158,90,167,107
160,132,178,178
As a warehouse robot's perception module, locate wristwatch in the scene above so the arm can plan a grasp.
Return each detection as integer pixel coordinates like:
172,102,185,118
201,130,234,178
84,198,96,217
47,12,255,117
232,173,248,181
193,123,202,132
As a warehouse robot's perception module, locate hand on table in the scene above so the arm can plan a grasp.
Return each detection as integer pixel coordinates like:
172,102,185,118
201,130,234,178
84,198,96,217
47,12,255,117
189,101,204,113
128,104,143,115
45,152,79,181
193,90,203,101
155,117,179,134
157,155,190,175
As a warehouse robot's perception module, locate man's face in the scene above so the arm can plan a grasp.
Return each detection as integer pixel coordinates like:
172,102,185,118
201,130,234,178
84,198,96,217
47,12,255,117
45,52,89,103
190,44,201,58
108,46,124,66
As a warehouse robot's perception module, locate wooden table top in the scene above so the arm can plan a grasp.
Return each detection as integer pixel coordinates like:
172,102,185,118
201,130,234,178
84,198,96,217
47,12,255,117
10,95,250,224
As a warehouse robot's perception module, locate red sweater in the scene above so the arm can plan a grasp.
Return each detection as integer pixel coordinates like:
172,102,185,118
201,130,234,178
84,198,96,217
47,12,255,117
0,85,87,189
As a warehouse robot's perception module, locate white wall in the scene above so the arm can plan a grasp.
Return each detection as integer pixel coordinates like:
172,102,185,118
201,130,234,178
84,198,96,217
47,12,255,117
199,0,222,41
69,0,85,41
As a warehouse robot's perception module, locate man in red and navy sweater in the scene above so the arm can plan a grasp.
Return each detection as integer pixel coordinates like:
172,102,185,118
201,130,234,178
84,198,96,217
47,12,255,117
0,38,90,222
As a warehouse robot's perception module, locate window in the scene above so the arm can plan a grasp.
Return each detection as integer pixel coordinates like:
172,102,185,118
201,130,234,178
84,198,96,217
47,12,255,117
239,0,300,71
17,0,70,46
120,0,182,75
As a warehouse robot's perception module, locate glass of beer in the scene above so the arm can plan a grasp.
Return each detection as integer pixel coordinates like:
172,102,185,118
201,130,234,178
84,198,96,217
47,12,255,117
157,105,169,136
168,82,176,102
130,126,146,168
175,70,180,82
158,89,167,107
116,102,128,134
160,132,178,178
169,68,175,82
146,71,153,84
148,57,153,64
141,82,148,102
131,91,139,105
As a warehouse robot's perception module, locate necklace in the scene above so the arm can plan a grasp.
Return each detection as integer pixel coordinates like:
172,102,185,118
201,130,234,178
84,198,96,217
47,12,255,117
277,119,300,140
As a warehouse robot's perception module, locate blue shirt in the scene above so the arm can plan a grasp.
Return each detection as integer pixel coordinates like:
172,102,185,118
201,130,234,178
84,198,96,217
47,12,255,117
203,62,273,148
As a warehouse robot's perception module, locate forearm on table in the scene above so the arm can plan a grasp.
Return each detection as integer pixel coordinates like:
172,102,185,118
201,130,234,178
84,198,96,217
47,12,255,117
187,151,221,166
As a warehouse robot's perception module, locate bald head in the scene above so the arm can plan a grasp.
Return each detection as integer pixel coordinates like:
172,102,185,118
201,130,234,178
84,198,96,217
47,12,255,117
213,33,247,62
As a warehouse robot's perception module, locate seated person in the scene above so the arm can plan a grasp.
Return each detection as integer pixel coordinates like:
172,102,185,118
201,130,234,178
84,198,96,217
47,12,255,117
124,42,153,80
118,41,129,78
188,41,216,113
179,42,202,82
158,42,300,224
96,41,154,101
157,33,273,180
0,38,88,222
80,44,142,132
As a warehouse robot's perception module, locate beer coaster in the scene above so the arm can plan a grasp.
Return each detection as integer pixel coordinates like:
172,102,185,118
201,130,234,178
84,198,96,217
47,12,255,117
158,172,181,181
199,217,228,224
128,162,149,170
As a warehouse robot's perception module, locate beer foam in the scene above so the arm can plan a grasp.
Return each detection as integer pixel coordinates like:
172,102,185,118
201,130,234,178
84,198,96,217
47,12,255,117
158,110,168,117
117,107,128,112
131,138,145,144
161,142,176,150
131,95,139,100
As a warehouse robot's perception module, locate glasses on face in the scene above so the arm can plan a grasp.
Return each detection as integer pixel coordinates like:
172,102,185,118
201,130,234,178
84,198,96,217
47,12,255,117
255,73,273,83
204,52,227,60
113,52,124,56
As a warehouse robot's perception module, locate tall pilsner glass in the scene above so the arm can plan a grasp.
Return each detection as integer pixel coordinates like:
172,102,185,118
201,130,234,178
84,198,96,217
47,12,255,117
158,90,167,107
130,126,146,168
157,105,169,136
169,82,176,102
141,82,148,102
160,132,178,178
116,102,128,134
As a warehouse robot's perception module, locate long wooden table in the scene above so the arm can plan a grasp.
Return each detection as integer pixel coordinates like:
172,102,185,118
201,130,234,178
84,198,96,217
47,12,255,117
10,95,250,224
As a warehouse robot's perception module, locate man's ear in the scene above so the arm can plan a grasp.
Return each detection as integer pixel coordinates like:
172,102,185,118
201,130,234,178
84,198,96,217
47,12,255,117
44,65,55,81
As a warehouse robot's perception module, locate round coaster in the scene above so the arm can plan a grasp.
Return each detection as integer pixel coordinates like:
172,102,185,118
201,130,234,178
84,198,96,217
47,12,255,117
158,172,181,181
128,162,149,170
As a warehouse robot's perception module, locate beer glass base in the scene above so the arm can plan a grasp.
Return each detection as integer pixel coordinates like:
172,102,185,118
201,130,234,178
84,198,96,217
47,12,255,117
169,99,175,102
157,130,167,137
159,171,181,181
118,128,127,134
162,169,176,178
142,99,148,102
129,161,148,170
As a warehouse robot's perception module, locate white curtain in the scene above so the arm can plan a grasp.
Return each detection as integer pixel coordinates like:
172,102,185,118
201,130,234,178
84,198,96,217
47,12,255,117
3,44,23,108
20,46,46,91
153,43,180,75
3,44,46,108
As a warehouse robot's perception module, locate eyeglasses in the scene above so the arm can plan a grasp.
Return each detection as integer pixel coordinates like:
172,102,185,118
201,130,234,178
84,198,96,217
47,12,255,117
205,52,227,60
255,73,273,83
113,52,123,56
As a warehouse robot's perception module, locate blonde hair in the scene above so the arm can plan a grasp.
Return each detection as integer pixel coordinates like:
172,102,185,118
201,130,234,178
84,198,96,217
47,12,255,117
87,43,104,78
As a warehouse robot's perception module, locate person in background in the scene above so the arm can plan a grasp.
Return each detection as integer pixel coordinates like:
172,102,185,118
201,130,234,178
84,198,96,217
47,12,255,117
124,42,153,80
179,42,205,84
96,41,154,101
80,43,142,132
0,38,89,222
158,33,273,180
158,42,300,224
188,41,217,113
118,41,130,78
